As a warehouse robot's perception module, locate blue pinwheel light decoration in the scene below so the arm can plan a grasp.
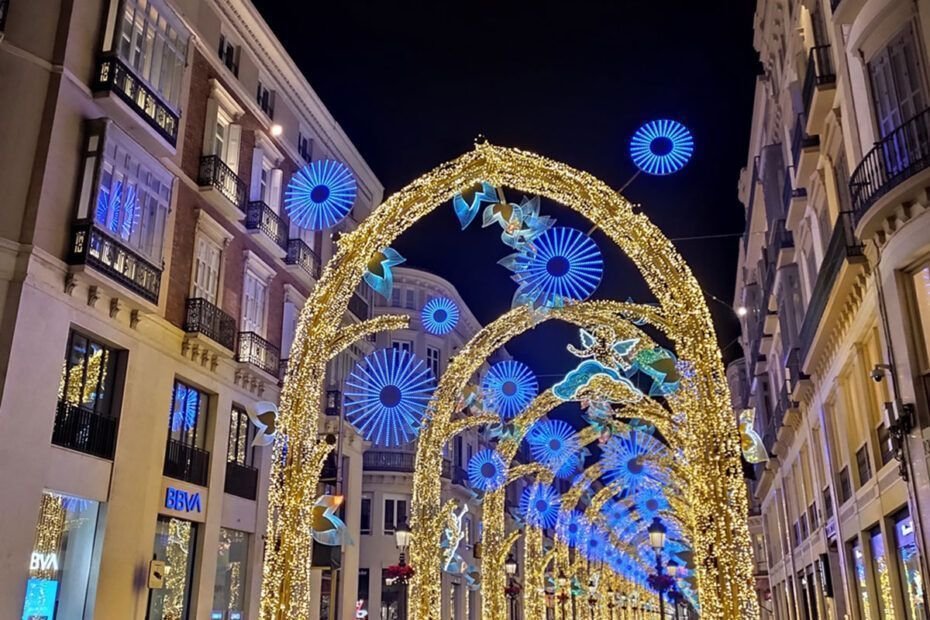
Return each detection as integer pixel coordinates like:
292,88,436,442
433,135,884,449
421,297,460,336
466,449,507,492
344,348,435,447
284,159,357,229
481,360,538,419
634,486,670,521
170,382,201,433
601,430,668,490
583,525,609,562
558,510,586,548
363,247,405,299
526,419,579,474
452,181,498,229
629,120,694,176
500,226,603,309
519,483,561,529
96,180,139,241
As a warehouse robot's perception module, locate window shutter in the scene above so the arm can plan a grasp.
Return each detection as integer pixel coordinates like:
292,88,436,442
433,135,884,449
202,98,219,155
270,169,283,211
226,124,242,174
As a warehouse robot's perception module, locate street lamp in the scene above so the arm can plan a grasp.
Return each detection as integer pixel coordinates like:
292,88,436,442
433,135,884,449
505,553,518,620
648,518,669,620
557,570,569,620
394,519,412,620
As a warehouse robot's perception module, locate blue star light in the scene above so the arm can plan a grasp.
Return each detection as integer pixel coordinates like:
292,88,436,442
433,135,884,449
344,348,435,447
285,159,357,229
500,226,603,308
421,297,460,335
519,483,561,529
558,510,586,548
363,247,405,299
481,360,538,419
467,449,507,492
452,182,498,229
526,419,579,473
601,430,668,490
629,120,694,176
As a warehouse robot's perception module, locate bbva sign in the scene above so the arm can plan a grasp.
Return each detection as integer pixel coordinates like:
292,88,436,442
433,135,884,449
165,487,202,514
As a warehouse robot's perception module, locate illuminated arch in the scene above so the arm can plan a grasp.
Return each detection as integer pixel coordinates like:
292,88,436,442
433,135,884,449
262,144,755,620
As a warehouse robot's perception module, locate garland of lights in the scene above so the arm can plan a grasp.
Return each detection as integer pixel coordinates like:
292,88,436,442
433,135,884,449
262,144,756,620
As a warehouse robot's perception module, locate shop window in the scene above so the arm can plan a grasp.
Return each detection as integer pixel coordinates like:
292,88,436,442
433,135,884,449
147,516,197,620
212,528,250,618
894,513,927,619
851,539,873,620
870,528,896,618
357,569,370,619
168,380,208,448
227,405,253,466
21,491,101,619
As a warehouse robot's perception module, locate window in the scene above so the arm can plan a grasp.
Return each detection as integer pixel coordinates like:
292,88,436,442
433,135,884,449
868,25,928,139
361,496,372,535
21,491,101,620
462,516,472,546
89,123,172,263
211,107,242,173
58,330,120,417
114,0,189,107
218,33,240,77
249,150,282,210
405,289,416,310
148,516,198,620
192,235,221,304
298,131,313,163
391,287,401,307
392,340,413,354
357,570,371,619
856,444,873,486
256,80,275,119
894,513,927,619
877,423,895,466
212,528,249,618
822,487,833,519
427,346,440,378
838,467,852,504
227,405,253,466
281,297,300,359
241,269,268,335
851,539,873,620
383,496,408,534
168,380,208,448
910,266,930,371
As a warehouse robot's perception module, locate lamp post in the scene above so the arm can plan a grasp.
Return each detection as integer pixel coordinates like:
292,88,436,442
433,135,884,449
557,570,569,620
394,519,412,620
648,517,668,620
505,552,518,620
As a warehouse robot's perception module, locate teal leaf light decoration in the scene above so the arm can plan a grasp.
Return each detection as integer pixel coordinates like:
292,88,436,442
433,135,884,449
363,247,405,299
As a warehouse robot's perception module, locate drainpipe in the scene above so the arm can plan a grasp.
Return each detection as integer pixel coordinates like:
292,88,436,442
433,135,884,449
870,238,930,611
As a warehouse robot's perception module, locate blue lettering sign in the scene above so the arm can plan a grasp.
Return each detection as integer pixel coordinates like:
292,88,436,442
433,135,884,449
165,487,202,514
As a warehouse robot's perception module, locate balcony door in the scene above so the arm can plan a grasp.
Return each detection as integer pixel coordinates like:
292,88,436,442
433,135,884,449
192,235,221,305
241,269,268,336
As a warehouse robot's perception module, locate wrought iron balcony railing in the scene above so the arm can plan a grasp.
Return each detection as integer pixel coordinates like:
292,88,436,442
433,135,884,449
285,238,321,279
802,45,836,120
237,331,280,376
246,201,287,250
850,108,930,225
363,450,416,473
184,297,236,350
198,155,246,212
68,219,162,303
224,461,258,500
52,401,118,459
93,54,179,146
798,211,864,361
164,439,209,486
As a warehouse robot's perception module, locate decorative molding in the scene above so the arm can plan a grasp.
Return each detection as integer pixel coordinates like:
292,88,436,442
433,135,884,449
109,298,122,319
196,208,234,246
209,78,246,118
64,273,76,296
87,286,100,308
243,249,275,283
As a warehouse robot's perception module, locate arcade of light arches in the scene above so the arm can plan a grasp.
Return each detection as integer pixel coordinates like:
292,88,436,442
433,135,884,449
260,143,758,620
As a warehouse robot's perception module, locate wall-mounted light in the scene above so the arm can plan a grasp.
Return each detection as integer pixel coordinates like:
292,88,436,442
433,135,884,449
271,124,283,137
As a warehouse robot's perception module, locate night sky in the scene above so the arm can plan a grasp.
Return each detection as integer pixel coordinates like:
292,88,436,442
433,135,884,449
253,2,761,400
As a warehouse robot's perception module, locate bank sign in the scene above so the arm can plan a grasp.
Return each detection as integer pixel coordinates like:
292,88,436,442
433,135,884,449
165,487,202,514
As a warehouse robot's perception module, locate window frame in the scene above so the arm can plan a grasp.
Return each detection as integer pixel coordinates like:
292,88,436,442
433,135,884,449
382,494,409,535
227,405,254,466
168,379,209,448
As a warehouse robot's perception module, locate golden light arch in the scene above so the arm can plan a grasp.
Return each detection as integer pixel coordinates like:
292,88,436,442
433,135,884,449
260,143,757,619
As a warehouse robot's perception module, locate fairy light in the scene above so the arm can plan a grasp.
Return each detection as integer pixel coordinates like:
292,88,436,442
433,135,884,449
262,143,757,620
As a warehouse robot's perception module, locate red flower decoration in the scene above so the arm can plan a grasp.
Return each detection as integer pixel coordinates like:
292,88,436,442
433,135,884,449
504,583,522,597
386,564,415,583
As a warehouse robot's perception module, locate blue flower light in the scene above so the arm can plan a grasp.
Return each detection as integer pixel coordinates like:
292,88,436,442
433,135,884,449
634,486,670,521
467,449,507,492
364,247,405,299
519,483,561,529
421,297,460,336
344,348,435,447
526,419,579,474
583,525,609,562
629,120,694,176
500,226,603,308
452,182,498,229
557,510,586,548
601,430,668,491
284,159,357,230
482,360,538,419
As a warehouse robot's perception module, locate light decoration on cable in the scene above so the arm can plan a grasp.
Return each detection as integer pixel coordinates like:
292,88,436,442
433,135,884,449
284,159,357,229
601,430,669,490
627,346,681,396
481,360,538,419
633,486,670,522
629,119,694,176
247,401,279,447
500,226,603,308
553,328,642,404
343,348,435,447
526,419,579,474
452,181,498,229
583,525,609,562
519,483,561,529
421,297,460,336
738,409,768,464
466,449,507,492
557,510,586,548
441,504,470,573
363,247,405,299
310,495,350,546
170,382,201,433
483,195,555,249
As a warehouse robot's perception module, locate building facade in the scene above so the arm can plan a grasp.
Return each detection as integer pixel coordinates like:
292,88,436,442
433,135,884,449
734,0,930,618
0,0,382,618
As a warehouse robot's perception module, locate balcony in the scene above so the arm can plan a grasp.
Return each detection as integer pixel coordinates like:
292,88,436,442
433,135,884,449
348,291,370,320
184,297,236,351
67,219,162,304
767,218,794,268
786,347,810,399
92,54,179,153
224,461,258,500
850,108,930,238
245,201,287,258
451,464,468,487
363,450,416,473
798,211,866,366
803,46,836,134
198,155,246,221
52,401,118,459
164,439,209,486
285,238,322,284
237,331,280,377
